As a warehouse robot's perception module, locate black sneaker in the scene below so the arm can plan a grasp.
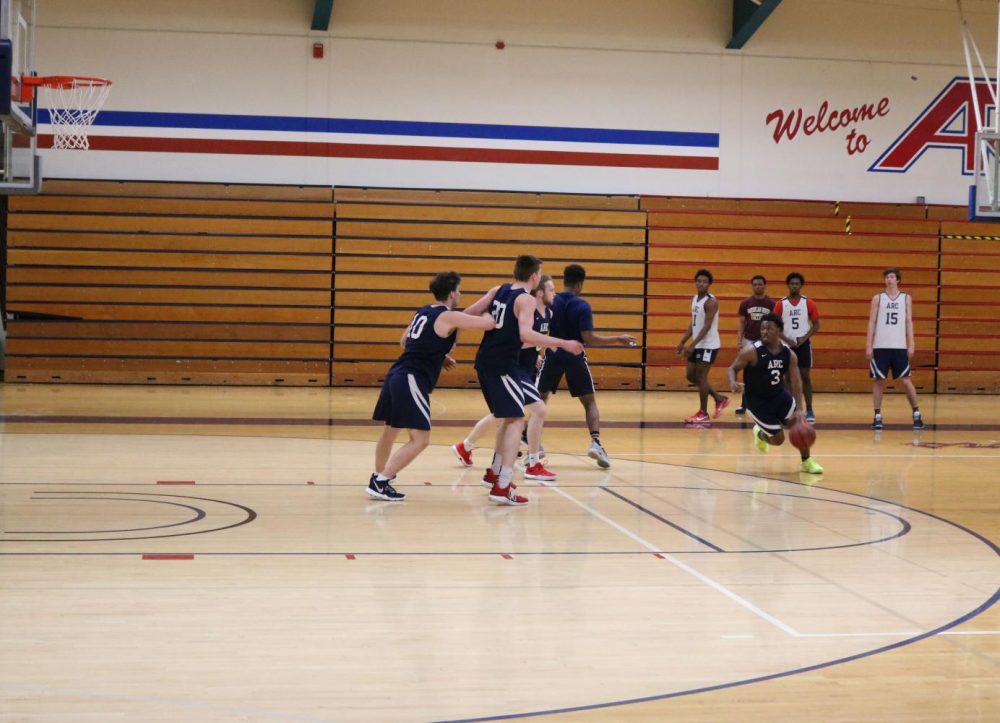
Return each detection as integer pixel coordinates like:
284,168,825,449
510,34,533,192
366,474,405,501
912,413,924,430
734,406,746,415
872,414,883,430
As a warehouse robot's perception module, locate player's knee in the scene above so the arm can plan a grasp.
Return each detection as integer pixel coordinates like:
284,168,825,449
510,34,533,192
771,431,785,445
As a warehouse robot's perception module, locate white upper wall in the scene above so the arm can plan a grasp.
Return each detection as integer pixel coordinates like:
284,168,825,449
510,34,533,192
32,0,1000,202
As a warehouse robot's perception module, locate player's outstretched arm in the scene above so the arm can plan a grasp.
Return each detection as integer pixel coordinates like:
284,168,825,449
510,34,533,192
436,309,496,336
581,329,637,347
462,285,501,317
727,344,757,393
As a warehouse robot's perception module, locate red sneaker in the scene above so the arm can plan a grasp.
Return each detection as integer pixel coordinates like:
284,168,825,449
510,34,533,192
685,410,711,424
451,441,474,467
713,397,731,419
481,469,516,489
489,483,529,506
524,462,557,482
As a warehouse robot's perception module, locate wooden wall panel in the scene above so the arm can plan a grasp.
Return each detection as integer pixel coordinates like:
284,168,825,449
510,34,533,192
5,181,334,385
333,193,646,390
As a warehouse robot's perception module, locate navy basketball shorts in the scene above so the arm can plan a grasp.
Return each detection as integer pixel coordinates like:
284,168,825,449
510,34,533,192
477,368,525,418
746,389,796,437
536,351,595,397
689,347,719,364
517,365,543,406
870,348,910,380
372,370,432,431
792,340,813,369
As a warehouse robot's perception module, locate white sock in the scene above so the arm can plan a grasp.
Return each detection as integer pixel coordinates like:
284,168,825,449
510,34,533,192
491,453,502,475
526,453,538,465
464,438,475,450
499,465,513,488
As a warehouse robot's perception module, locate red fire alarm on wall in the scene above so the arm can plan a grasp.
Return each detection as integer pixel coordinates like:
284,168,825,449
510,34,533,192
313,42,324,59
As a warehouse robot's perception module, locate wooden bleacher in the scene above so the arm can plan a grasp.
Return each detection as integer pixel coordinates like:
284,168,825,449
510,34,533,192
937,220,1000,393
2,183,996,394
4,180,334,385
332,188,646,389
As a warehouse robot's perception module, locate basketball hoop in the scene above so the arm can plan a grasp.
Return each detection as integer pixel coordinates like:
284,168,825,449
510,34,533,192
21,75,111,150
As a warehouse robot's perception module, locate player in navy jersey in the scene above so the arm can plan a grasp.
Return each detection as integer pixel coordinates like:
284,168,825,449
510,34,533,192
463,256,584,506
537,264,636,469
452,275,558,481
727,313,823,474
368,271,496,501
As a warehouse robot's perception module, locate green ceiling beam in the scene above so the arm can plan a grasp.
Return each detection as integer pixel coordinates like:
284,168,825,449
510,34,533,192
311,0,334,31
727,0,783,49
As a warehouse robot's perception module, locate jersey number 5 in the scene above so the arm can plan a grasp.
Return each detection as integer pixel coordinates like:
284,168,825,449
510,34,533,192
491,301,508,329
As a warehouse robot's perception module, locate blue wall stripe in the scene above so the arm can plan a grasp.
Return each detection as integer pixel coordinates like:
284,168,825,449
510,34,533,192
38,109,719,148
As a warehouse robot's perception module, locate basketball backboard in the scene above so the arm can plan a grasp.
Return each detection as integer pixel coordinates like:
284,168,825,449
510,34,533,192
970,130,1000,221
0,0,38,193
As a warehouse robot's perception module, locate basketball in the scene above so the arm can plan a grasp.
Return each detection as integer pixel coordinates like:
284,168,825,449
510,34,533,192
788,421,816,451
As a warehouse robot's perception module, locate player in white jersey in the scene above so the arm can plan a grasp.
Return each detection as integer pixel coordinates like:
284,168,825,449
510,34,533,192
772,272,821,423
676,268,729,424
865,267,923,430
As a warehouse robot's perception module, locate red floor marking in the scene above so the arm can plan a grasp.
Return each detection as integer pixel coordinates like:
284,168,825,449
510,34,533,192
653,553,665,559
345,554,356,560
157,480,195,485
142,554,194,561
424,481,432,485
501,554,513,560
307,480,315,485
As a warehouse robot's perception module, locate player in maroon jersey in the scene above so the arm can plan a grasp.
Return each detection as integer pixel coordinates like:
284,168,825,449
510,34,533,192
734,275,775,414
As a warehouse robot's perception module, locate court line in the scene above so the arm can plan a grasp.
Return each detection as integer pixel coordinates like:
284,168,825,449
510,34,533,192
539,482,800,637
601,487,725,552
616,452,1000,458
723,630,1000,639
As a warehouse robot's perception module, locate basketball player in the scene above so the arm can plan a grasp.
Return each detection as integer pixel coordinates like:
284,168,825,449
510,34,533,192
465,256,584,506
536,264,636,469
772,272,820,423
452,274,558,481
866,267,923,430
734,275,775,414
676,268,729,424
367,271,496,501
727,313,824,474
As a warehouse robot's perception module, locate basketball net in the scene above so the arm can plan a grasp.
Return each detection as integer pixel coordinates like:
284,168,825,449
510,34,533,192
37,76,112,150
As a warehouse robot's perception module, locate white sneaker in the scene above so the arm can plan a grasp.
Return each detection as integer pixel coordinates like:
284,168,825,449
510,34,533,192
588,441,611,468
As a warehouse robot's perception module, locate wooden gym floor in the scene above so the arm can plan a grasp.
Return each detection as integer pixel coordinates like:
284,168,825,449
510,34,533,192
0,383,997,722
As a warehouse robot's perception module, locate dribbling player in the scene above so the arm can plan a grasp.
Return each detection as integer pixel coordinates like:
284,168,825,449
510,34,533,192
727,313,823,475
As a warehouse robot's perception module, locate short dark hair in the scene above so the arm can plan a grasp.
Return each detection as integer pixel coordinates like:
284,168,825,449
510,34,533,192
534,274,552,295
563,264,586,288
695,268,713,284
429,271,461,301
761,312,784,331
751,275,766,284
514,254,542,282
786,272,805,285
883,267,902,281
